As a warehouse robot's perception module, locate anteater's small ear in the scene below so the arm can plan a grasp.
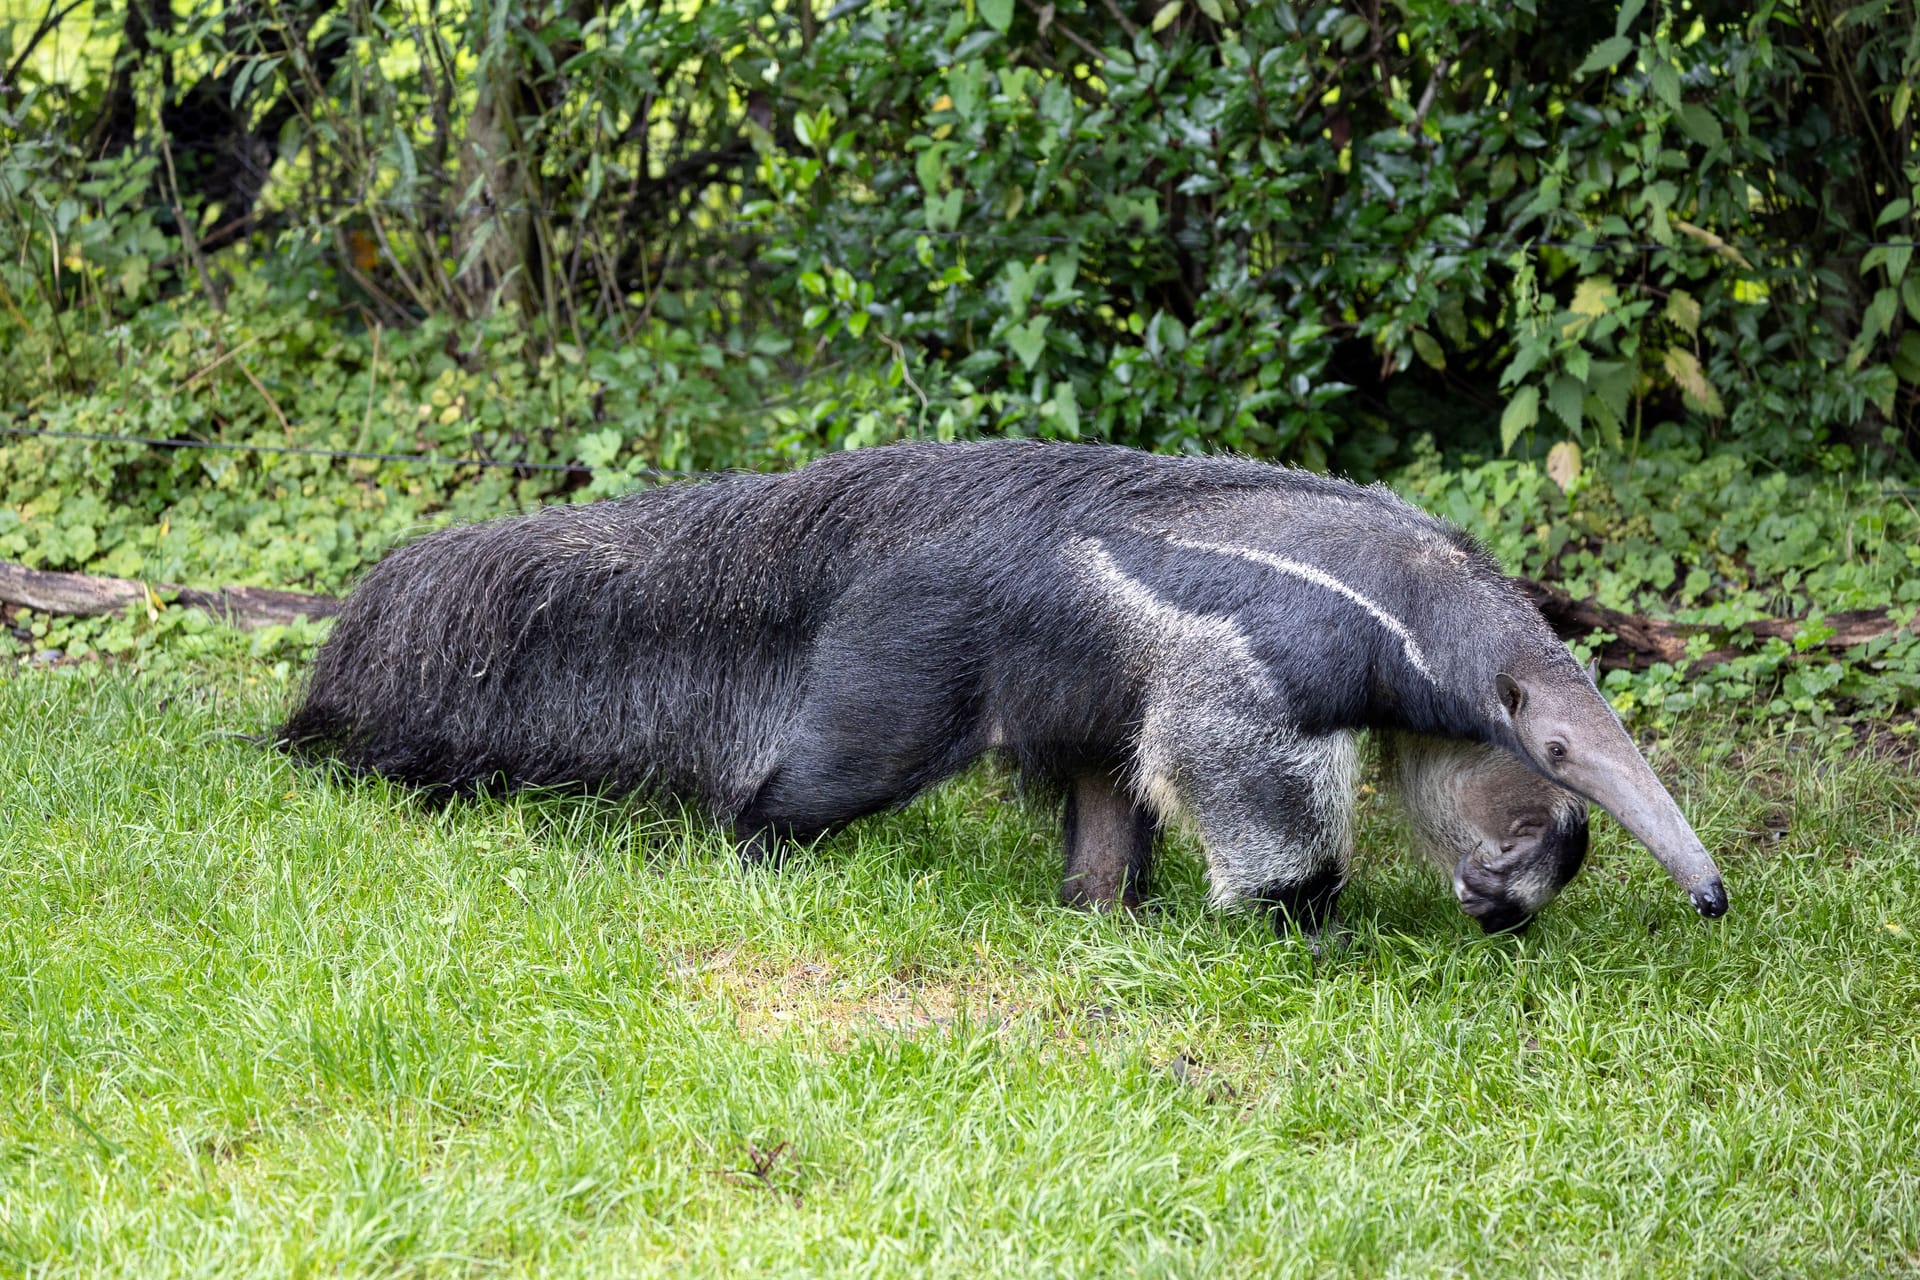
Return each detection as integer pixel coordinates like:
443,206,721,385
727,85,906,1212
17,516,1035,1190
1495,672,1526,717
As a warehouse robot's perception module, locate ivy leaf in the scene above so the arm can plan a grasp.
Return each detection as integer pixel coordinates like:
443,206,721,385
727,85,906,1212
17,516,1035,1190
1500,385,1540,454
1676,103,1723,149
1665,288,1701,337
1007,316,1051,370
979,0,1014,33
1576,36,1633,76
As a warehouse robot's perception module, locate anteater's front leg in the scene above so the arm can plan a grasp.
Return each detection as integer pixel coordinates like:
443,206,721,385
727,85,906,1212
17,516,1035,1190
1061,767,1156,910
1181,728,1360,940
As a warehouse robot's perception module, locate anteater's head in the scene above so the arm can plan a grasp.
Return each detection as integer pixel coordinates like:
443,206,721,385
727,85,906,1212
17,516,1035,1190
1491,648,1728,920
1390,736,1591,933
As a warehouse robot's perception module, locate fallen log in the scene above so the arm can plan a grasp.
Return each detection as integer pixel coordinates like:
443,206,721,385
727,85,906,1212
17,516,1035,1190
1,559,1908,670
0,561,342,629
1513,579,1911,675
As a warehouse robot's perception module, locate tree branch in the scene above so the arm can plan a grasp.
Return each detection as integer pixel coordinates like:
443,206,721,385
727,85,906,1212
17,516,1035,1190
1,563,341,629
2,0,86,91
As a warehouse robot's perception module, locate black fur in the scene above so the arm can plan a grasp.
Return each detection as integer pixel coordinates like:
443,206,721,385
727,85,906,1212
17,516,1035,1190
282,440,1585,925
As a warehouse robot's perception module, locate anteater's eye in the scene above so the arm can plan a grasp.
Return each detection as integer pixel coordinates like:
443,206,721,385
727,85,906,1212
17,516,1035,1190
1547,742,1568,761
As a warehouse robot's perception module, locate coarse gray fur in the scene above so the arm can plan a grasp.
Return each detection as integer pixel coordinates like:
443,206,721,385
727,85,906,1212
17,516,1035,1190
1381,732,1591,931
283,439,1726,938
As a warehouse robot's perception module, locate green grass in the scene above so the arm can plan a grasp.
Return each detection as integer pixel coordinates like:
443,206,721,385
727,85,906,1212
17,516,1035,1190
2,662,1917,1277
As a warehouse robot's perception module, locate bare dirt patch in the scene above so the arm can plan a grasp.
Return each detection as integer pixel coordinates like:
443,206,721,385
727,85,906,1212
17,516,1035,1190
670,947,1023,1045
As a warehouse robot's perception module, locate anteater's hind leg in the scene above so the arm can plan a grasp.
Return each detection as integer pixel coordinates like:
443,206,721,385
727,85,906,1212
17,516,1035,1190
1061,768,1156,910
732,579,982,864
732,689,973,863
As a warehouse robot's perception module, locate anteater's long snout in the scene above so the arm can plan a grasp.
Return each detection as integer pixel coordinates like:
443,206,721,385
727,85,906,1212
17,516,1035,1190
1572,743,1727,918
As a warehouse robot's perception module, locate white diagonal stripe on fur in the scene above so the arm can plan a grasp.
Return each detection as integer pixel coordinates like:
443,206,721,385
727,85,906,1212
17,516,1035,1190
1168,536,1439,685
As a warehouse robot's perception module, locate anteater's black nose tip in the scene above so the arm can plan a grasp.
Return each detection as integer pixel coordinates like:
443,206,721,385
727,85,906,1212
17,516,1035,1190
1692,877,1729,919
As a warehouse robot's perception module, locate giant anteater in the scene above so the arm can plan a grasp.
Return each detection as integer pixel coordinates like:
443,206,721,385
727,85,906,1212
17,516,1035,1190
282,441,1727,936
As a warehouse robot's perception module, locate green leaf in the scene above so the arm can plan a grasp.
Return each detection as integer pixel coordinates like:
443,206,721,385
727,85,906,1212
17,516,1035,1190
1007,316,1051,370
1876,199,1911,228
1676,103,1723,148
1904,275,1920,324
1665,288,1701,337
1576,35,1633,76
1411,329,1445,371
1500,337,1548,388
1587,359,1635,427
1649,61,1681,109
1614,0,1646,37
914,143,950,196
1862,287,1899,344
1500,385,1540,454
574,428,624,467
979,0,1014,33
1569,276,1617,319
1196,0,1226,20
231,56,257,109
1894,332,1920,384
1883,244,1913,288
1662,347,1723,416
1151,2,1183,33
1051,381,1081,437
925,188,963,231
1548,374,1585,431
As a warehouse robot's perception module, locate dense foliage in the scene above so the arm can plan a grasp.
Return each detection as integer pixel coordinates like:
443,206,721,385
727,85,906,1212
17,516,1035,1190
4,0,1917,465
1,0,1916,731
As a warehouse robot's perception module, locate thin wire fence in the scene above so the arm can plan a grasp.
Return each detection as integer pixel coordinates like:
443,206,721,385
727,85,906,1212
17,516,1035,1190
6,424,1919,509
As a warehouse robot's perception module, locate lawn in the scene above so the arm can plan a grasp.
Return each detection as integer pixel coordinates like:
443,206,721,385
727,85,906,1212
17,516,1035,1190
2,662,1916,1277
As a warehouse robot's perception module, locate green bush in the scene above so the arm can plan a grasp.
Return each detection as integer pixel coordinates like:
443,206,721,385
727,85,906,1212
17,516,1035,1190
4,0,1916,468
